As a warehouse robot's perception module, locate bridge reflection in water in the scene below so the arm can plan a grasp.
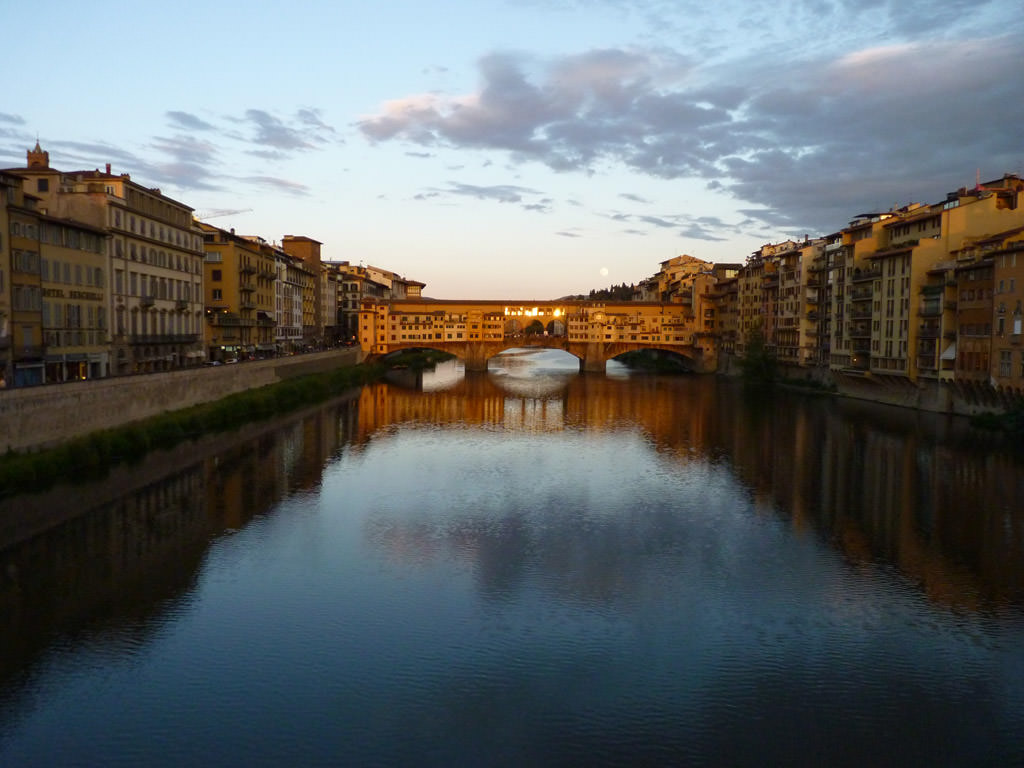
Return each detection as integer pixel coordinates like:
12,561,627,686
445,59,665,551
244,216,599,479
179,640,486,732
1,357,1020,667
358,353,1023,616
0,352,1022,765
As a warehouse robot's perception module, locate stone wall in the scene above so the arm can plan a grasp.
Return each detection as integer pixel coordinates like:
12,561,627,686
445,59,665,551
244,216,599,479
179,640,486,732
0,349,363,453
719,354,1022,416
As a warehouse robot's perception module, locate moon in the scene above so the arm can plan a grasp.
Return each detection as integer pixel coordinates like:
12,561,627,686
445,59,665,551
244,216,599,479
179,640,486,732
600,267,609,277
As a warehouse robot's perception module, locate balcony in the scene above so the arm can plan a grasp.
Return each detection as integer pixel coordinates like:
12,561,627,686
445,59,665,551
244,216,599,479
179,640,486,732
131,333,199,345
849,325,871,339
852,268,881,283
850,288,873,301
240,281,256,292
849,308,872,320
241,263,257,274
920,284,945,296
14,344,46,359
139,294,155,307
175,299,189,311
918,325,940,339
207,312,241,326
918,306,942,318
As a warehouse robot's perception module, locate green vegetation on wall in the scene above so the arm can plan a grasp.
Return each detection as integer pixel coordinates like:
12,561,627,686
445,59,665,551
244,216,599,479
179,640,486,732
0,363,384,499
739,328,777,383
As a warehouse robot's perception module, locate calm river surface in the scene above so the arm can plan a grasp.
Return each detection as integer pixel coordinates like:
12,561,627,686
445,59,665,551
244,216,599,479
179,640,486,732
1,349,1023,767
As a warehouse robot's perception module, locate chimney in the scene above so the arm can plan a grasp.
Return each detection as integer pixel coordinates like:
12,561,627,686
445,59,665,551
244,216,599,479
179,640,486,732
105,163,111,174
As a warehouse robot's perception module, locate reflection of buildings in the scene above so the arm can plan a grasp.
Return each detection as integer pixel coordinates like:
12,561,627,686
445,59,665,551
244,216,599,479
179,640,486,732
2,367,1021,685
0,399,359,683
711,389,1024,611
356,369,1022,612
0,462,209,682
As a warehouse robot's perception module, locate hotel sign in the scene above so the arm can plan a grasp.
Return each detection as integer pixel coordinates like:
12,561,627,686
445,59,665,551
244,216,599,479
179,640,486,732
42,288,103,301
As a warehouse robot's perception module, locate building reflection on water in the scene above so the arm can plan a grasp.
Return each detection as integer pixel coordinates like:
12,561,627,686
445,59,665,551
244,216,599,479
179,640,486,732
358,365,1023,615
1,361,1022,688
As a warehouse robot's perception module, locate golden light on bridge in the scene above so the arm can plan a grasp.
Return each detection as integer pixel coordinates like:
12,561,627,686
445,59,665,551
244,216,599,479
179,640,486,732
503,307,563,317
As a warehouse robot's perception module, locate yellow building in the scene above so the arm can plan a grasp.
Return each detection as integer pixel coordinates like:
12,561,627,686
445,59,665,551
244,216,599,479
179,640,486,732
2,172,44,385
39,214,109,382
8,143,205,375
971,227,1024,392
0,173,15,386
281,235,322,345
825,176,1024,381
198,223,278,360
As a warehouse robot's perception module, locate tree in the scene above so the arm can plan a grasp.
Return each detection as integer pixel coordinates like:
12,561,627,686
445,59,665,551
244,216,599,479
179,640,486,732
740,326,777,382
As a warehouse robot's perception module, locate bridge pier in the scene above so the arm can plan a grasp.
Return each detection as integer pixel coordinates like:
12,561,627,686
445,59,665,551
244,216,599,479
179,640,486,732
463,343,490,372
580,343,607,373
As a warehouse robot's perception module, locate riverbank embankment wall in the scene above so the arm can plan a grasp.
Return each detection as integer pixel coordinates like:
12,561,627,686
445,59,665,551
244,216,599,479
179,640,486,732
0,349,363,453
717,352,1021,416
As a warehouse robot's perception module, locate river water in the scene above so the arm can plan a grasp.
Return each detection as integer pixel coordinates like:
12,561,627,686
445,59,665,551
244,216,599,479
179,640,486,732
1,349,1022,767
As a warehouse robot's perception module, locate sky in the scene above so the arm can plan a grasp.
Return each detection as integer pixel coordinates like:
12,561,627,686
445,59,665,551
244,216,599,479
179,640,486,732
2,1,1022,299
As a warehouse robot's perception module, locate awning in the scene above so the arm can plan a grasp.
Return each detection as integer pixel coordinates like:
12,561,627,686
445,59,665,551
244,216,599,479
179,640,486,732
940,343,956,361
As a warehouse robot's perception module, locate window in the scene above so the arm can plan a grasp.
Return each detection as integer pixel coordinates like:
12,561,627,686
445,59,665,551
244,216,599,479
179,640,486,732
1000,351,1012,377
212,269,222,281
37,178,49,192
212,289,223,300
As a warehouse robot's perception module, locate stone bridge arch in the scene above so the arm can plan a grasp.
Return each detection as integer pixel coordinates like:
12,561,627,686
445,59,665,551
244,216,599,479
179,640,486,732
360,298,712,373
375,338,583,372
373,338,705,373
605,342,700,370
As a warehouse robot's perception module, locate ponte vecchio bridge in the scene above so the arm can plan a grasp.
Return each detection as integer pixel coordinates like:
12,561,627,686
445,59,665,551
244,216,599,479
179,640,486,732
357,298,716,372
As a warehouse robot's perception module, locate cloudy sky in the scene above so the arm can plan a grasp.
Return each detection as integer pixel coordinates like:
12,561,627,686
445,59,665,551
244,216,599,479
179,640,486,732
2,1,1021,299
